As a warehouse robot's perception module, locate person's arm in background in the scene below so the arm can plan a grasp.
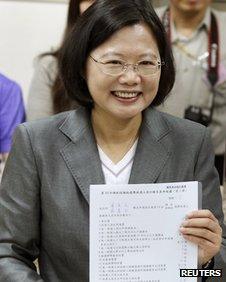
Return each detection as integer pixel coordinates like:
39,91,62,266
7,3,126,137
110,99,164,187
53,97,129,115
26,56,56,121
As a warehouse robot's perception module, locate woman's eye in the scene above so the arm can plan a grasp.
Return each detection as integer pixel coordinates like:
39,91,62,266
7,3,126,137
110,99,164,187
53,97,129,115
140,61,155,66
106,60,122,65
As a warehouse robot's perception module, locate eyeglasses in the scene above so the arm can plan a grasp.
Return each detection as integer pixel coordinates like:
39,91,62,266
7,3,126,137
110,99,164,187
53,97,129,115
90,55,164,76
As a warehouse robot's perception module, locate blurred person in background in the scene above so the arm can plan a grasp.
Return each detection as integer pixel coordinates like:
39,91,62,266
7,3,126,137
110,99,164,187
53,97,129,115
0,72,25,180
156,0,226,185
26,0,95,120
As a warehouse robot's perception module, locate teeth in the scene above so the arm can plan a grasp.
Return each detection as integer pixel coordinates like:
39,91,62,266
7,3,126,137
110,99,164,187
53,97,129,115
113,91,140,98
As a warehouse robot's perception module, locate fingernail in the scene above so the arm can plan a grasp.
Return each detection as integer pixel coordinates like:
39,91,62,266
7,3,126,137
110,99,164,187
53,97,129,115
186,212,192,219
181,220,188,227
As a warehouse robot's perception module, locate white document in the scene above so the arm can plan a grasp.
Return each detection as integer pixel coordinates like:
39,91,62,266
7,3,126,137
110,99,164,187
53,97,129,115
90,181,200,282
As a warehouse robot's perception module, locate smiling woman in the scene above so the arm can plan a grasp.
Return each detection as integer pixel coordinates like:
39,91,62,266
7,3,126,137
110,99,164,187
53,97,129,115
0,0,226,281
86,23,161,120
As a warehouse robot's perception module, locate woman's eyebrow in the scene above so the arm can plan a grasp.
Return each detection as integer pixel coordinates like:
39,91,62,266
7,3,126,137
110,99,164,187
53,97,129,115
98,51,159,59
98,52,124,59
139,52,159,59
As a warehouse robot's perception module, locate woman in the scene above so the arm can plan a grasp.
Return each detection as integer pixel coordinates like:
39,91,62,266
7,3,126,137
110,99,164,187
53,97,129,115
0,0,225,281
26,0,95,120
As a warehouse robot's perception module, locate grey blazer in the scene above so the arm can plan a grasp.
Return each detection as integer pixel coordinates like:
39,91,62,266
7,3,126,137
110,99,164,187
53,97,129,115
0,107,225,282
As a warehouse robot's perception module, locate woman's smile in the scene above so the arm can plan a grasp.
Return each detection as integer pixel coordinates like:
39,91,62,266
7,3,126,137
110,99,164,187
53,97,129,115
110,90,142,104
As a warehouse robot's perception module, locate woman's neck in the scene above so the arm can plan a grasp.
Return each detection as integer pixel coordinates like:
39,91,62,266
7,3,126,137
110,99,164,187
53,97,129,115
91,108,142,163
171,7,207,38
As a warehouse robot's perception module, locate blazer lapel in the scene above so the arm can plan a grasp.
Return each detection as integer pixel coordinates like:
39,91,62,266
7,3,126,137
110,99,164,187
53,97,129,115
58,107,172,202
59,108,105,203
129,108,172,184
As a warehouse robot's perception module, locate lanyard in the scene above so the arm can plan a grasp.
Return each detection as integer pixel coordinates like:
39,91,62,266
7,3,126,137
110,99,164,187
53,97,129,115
162,8,219,87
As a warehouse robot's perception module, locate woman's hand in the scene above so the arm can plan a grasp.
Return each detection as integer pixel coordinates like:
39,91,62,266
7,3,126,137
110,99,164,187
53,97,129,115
180,209,222,265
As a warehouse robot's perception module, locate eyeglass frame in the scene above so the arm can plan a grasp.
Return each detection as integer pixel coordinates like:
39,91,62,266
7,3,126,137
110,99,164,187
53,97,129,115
89,55,164,77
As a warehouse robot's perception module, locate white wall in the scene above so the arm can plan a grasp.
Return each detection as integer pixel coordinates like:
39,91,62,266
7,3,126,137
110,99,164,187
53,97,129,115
0,0,68,104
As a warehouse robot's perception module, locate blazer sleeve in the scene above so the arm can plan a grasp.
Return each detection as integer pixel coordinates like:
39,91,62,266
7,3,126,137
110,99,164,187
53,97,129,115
0,125,44,281
194,128,226,272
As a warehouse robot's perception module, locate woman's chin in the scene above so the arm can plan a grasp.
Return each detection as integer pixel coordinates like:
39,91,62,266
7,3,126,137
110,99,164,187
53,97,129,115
110,108,144,121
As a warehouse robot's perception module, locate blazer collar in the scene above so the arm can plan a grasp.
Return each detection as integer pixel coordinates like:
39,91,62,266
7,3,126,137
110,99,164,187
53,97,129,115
59,107,172,203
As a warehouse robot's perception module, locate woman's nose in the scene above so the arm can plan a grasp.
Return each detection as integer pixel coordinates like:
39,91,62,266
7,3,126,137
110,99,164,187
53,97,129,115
118,66,142,85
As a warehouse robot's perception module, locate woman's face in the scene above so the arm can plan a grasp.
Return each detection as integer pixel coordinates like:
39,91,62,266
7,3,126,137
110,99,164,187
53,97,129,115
85,23,161,120
79,0,95,14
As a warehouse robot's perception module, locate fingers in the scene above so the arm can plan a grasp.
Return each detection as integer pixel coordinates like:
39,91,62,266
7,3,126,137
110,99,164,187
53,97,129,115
180,210,222,265
182,233,216,250
180,226,221,245
185,209,219,223
180,209,222,254
180,210,222,241
181,217,222,235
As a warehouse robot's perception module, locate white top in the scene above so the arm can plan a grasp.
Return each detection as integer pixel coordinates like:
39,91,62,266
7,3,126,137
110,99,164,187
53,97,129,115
97,140,138,184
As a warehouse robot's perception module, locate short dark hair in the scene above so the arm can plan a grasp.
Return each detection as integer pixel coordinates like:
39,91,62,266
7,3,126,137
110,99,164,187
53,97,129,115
59,0,175,108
